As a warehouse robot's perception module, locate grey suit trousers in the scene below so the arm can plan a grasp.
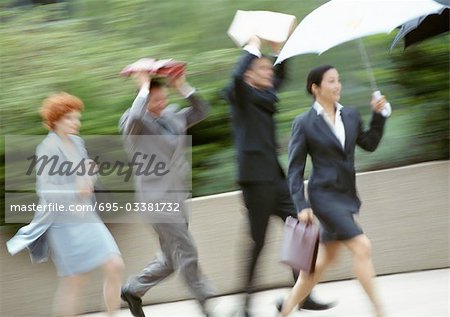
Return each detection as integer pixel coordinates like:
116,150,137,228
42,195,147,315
124,214,215,303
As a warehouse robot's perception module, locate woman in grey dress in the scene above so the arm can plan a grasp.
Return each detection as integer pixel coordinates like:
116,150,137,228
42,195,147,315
279,65,390,317
7,92,124,316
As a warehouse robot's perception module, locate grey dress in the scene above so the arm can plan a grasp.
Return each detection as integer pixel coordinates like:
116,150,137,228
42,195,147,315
7,132,120,276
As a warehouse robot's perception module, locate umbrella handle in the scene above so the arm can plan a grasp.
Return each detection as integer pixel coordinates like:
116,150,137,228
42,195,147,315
373,90,392,117
358,39,378,92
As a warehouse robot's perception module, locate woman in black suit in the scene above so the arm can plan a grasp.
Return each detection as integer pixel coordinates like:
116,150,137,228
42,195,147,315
279,65,390,317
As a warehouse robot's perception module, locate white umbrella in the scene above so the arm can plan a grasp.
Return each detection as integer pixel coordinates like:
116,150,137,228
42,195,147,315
275,0,446,64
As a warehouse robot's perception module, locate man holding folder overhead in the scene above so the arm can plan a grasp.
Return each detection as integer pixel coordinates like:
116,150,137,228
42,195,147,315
119,68,217,317
222,29,332,315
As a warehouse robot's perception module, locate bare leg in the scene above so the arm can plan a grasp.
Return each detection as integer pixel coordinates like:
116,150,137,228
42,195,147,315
53,274,86,317
102,255,125,316
344,234,384,317
280,241,342,316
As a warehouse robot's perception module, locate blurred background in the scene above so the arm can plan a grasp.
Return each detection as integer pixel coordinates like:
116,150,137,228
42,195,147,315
1,0,448,225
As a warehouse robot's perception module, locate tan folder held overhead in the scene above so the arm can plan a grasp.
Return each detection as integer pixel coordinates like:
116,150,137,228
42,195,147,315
227,10,297,47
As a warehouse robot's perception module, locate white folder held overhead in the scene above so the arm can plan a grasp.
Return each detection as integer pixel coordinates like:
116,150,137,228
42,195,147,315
227,10,297,47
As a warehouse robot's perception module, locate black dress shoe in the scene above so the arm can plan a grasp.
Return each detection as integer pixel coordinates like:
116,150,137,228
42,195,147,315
275,298,284,312
121,286,145,317
300,295,334,311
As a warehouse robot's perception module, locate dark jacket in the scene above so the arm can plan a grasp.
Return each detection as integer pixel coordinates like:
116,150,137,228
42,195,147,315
288,106,386,214
223,51,287,183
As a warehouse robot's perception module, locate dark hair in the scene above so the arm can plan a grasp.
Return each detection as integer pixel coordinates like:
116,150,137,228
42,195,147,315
149,78,166,92
248,55,272,70
306,65,335,96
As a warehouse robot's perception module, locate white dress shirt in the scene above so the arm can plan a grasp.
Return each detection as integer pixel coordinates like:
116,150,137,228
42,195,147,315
313,102,346,149
313,100,392,149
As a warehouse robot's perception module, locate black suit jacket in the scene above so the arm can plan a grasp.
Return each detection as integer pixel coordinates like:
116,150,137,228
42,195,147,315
288,106,386,214
223,51,287,183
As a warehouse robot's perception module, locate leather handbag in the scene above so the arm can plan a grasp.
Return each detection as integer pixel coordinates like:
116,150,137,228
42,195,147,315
280,216,320,273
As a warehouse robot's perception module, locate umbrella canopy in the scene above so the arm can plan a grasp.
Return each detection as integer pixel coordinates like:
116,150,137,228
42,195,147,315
390,6,449,49
276,0,446,64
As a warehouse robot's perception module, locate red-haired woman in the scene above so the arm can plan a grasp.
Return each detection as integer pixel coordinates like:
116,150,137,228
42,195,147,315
7,92,124,317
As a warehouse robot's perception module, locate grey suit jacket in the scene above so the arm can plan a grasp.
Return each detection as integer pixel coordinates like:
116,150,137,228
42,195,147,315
119,90,209,202
288,106,386,215
7,132,94,263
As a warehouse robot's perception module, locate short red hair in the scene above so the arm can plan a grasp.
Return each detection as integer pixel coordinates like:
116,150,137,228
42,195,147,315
40,92,84,130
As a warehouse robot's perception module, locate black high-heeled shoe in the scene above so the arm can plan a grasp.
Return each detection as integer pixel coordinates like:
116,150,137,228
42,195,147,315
301,295,334,310
275,298,284,312
276,295,334,312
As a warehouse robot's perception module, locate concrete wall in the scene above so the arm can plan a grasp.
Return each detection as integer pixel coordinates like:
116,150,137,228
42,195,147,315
1,161,448,316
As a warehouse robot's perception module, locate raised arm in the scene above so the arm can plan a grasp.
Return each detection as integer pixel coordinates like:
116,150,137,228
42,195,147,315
119,71,150,135
182,94,209,128
356,112,386,152
232,35,262,86
356,94,390,152
170,75,210,128
269,41,287,91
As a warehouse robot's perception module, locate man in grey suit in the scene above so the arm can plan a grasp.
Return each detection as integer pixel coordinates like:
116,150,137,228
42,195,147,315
222,36,331,316
119,72,216,317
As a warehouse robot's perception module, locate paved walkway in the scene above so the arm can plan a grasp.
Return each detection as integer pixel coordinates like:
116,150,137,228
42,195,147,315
83,268,449,317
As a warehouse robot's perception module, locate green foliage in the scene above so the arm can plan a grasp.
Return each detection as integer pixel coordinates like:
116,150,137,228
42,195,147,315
390,39,449,162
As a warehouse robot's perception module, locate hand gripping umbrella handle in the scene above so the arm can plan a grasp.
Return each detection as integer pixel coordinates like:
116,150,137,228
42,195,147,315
373,90,391,117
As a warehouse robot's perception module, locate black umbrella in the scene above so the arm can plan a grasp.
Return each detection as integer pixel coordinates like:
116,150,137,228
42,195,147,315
391,0,449,49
